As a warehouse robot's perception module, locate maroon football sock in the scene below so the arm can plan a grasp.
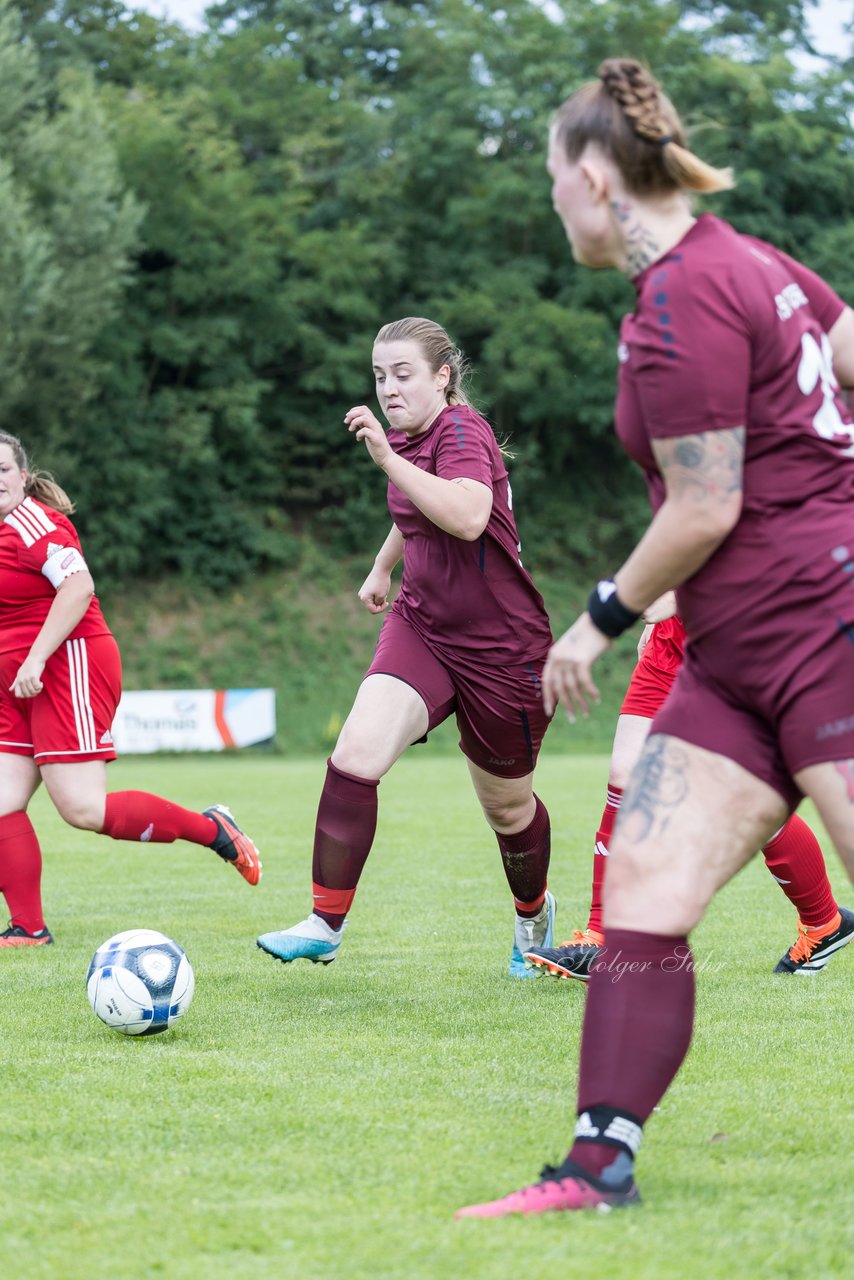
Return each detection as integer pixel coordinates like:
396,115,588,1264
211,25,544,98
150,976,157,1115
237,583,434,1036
101,792,218,846
567,929,695,1177
0,811,46,934
495,794,550,916
586,785,622,934
761,815,838,929
311,759,380,929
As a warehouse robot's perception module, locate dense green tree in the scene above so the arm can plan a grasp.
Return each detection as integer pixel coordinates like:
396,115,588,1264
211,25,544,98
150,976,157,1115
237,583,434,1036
0,0,140,461
7,0,853,585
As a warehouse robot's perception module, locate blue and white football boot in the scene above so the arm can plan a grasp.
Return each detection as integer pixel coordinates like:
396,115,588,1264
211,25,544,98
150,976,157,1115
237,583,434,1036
509,890,556,979
257,913,344,965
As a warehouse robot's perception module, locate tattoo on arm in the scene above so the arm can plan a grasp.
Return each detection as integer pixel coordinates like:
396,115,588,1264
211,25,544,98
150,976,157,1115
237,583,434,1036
652,427,745,505
618,736,690,843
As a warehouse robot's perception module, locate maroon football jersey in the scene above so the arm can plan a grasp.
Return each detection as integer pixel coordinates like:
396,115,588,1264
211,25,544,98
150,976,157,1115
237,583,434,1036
615,214,854,643
385,404,552,662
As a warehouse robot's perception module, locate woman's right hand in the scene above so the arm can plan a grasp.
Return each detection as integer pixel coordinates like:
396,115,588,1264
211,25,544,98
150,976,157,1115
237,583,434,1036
358,566,393,614
11,653,46,699
345,405,392,468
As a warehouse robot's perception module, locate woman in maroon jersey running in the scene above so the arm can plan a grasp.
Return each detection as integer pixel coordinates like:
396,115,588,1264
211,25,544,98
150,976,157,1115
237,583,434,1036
0,433,261,946
457,58,854,1217
257,316,557,974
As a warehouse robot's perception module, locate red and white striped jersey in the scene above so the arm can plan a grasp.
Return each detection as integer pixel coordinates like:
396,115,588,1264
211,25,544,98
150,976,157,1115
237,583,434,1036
0,497,112,654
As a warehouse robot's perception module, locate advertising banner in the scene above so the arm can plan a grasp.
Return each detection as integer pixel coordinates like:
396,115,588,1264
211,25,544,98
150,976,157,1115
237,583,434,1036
111,689,276,754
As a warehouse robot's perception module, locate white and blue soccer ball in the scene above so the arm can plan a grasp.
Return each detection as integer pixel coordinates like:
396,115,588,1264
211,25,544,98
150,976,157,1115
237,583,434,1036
86,929,195,1036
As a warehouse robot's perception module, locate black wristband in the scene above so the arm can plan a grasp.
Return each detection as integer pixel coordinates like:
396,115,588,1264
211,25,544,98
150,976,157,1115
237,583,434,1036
586,579,642,638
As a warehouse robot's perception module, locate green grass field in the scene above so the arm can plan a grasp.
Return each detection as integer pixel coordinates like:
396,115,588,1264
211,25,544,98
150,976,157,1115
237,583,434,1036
1,752,852,1279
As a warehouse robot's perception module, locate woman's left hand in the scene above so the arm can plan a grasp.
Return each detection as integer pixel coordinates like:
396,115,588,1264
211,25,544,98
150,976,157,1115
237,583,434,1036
11,654,46,699
345,405,392,468
542,613,611,720
642,590,677,624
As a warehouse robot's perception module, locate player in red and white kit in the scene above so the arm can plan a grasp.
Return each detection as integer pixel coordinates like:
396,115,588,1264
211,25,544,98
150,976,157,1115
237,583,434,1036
525,595,853,978
458,58,854,1217
257,317,557,973
0,432,261,946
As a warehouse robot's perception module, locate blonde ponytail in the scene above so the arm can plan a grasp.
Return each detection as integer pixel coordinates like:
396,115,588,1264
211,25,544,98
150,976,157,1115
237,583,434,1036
26,468,76,515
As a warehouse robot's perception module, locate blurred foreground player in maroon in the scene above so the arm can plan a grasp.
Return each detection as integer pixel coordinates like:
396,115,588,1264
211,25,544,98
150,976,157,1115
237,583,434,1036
457,57,854,1217
525,594,853,979
0,433,261,947
257,317,556,974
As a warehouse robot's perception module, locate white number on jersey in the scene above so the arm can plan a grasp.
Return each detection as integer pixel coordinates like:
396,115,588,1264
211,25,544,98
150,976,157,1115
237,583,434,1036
797,331,854,454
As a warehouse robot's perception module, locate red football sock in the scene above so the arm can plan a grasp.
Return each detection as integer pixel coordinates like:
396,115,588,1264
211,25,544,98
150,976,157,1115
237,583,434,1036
762,815,837,929
568,929,695,1177
0,811,46,934
312,759,379,929
101,792,218,846
496,794,551,917
587,785,622,934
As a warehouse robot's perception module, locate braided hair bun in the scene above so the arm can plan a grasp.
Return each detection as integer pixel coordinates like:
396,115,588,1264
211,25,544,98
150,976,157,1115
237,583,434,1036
553,58,734,196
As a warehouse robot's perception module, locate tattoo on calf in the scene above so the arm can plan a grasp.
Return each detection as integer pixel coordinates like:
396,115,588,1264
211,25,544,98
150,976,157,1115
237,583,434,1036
619,736,690,842
653,427,745,505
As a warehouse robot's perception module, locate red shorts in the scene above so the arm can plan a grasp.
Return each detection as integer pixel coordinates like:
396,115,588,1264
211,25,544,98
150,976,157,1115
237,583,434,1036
0,634,121,765
366,611,552,777
620,616,686,719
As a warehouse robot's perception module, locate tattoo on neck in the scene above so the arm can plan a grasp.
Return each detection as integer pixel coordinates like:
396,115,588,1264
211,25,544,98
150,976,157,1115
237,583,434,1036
610,200,661,276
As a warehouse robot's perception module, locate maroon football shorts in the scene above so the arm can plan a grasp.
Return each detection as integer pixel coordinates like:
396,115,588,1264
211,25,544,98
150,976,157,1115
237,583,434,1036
620,616,686,719
651,580,854,812
365,610,552,777
0,633,121,765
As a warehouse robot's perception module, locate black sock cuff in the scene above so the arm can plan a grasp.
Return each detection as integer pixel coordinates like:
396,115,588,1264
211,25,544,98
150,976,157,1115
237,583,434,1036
575,1106,644,1157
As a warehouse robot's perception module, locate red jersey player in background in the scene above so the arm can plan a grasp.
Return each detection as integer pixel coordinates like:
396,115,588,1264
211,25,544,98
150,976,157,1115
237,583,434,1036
257,317,556,974
525,591,853,978
0,432,261,946
458,58,854,1217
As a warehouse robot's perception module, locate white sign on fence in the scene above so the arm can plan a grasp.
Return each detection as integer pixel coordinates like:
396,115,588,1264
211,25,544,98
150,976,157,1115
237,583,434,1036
111,689,276,754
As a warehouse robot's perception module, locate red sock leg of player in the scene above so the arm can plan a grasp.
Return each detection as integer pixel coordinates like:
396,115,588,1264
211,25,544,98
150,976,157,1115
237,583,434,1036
762,814,838,929
567,929,695,1177
0,811,46,933
101,792,218,846
496,795,550,916
311,759,380,929
586,785,622,935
